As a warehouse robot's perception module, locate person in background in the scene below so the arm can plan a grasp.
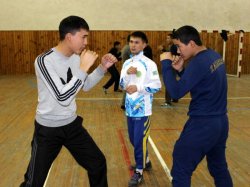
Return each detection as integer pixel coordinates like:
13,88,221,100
120,31,161,187
121,34,131,63
120,34,131,110
160,33,178,107
143,40,153,60
103,41,122,94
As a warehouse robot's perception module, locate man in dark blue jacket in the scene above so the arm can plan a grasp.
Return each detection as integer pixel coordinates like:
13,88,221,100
160,25,233,187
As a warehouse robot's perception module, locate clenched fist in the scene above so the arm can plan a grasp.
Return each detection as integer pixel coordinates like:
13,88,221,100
100,53,118,71
80,50,98,72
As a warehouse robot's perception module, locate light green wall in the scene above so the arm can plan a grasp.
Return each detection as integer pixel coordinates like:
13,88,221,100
0,0,249,31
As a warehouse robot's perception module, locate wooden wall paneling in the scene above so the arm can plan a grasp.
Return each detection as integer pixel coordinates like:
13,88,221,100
0,32,2,73
200,31,223,55
13,31,21,74
0,31,7,74
149,31,169,73
211,31,224,56
28,31,38,74
247,32,250,73
200,30,208,46
8,31,15,74
0,31,250,75
24,32,31,73
13,31,31,74
37,31,49,54
206,32,214,50
214,31,224,56
146,31,158,61
242,32,250,74
150,31,161,72
225,33,239,75
0,32,14,74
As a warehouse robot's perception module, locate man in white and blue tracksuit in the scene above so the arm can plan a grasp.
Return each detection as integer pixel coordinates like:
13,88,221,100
120,31,161,187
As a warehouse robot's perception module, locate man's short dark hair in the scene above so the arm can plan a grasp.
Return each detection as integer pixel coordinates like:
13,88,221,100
126,34,131,43
114,41,121,47
172,25,202,46
167,33,173,39
130,31,148,43
59,15,89,40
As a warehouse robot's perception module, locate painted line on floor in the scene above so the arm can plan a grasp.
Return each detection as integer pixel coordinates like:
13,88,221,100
43,164,53,187
148,136,173,182
117,129,134,176
76,97,250,101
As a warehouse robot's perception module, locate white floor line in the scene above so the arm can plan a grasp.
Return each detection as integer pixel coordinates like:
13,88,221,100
76,97,250,101
42,138,172,186
43,164,53,187
148,136,172,182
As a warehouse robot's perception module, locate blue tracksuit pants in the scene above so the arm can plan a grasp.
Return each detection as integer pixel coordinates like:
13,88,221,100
171,115,233,187
127,116,150,170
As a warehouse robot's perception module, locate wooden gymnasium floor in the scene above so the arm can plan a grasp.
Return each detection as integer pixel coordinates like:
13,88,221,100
0,74,249,187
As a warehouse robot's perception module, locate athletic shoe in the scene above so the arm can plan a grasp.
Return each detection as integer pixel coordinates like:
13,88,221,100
129,161,152,171
171,99,178,103
128,171,143,187
161,102,172,107
144,161,152,170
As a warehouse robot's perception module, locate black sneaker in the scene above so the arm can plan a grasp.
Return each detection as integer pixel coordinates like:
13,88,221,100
129,161,152,171
144,161,152,171
128,171,143,187
171,99,178,103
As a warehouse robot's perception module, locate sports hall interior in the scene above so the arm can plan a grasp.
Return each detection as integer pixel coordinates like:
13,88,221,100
0,1,249,186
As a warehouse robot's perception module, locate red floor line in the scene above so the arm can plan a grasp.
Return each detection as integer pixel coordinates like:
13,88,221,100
117,129,134,176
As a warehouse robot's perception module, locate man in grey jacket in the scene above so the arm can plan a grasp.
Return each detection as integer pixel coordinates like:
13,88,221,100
20,15,117,187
